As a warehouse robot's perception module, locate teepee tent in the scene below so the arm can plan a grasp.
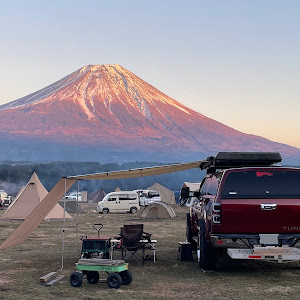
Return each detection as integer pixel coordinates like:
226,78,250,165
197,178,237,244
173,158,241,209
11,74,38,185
115,186,121,192
88,188,106,203
2,173,72,220
140,202,176,219
148,183,175,205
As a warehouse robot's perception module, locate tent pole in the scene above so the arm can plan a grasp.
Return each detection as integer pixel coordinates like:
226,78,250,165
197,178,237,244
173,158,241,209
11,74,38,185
76,179,79,256
61,178,67,270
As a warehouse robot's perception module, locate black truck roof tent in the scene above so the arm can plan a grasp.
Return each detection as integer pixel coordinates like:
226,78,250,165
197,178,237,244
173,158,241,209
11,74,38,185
201,152,282,173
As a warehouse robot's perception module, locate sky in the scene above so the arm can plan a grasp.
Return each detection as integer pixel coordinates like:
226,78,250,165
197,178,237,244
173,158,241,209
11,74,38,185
0,0,299,148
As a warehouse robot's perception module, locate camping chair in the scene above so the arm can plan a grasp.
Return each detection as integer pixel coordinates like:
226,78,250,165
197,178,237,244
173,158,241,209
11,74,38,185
119,224,151,267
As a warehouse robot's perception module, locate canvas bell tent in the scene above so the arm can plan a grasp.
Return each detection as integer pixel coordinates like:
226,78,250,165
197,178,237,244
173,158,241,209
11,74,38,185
140,202,176,219
148,183,175,205
1,172,72,221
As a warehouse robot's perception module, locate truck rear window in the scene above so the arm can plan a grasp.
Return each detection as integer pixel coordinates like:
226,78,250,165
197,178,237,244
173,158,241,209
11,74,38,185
221,170,300,199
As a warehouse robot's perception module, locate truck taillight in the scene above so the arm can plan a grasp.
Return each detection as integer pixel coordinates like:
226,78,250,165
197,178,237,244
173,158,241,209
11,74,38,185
212,202,221,224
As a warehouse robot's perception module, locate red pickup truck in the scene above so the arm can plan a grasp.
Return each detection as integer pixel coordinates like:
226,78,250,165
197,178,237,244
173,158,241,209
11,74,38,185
185,152,300,270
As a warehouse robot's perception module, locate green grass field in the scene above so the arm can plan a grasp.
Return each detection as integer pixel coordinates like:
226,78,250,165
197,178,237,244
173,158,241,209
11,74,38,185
0,205,300,300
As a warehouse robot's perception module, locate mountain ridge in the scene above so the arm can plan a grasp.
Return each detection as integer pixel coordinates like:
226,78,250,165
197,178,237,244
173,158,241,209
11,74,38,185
0,64,299,164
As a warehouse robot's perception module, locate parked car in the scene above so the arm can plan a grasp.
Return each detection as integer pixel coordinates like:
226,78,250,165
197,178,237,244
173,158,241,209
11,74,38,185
65,191,82,201
186,152,300,270
97,191,140,214
134,190,161,206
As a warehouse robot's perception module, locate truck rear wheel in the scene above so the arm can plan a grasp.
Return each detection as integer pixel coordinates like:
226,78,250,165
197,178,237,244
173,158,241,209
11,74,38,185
198,220,217,270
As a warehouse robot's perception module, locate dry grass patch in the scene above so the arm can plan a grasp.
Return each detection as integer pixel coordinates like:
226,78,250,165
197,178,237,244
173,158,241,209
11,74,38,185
1,206,300,300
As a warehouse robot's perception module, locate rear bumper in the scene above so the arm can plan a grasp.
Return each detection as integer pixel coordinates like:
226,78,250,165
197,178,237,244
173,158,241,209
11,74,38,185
211,234,300,248
228,248,300,262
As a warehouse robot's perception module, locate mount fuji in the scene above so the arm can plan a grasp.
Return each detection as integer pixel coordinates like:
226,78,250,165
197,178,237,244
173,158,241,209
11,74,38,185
0,64,299,164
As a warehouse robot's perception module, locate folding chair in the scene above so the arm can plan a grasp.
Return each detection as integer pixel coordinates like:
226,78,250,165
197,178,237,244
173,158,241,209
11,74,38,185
120,224,151,267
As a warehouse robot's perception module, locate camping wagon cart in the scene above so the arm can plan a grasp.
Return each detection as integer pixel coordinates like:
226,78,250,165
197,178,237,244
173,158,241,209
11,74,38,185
81,224,111,259
70,258,132,289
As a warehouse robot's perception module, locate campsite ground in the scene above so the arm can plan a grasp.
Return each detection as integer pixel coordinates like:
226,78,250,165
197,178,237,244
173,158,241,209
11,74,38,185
0,205,300,300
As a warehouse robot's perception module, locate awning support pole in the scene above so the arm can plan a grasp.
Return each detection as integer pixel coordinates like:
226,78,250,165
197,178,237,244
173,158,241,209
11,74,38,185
61,178,67,270
76,179,79,256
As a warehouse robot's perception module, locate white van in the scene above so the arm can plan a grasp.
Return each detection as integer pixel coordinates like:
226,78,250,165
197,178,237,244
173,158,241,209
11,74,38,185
97,191,140,214
135,190,161,206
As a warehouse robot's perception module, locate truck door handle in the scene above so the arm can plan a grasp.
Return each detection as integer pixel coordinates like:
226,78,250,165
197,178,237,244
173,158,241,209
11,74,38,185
260,203,277,210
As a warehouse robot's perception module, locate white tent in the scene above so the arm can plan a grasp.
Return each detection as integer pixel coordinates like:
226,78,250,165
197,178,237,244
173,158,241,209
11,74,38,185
1,173,72,221
140,202,176,219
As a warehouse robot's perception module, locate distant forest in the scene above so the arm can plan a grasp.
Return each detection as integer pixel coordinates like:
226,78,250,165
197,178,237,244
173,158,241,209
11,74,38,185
0,161,206,196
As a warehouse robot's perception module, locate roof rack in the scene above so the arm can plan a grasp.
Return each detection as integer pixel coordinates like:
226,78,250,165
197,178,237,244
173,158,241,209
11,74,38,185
200,152,282,173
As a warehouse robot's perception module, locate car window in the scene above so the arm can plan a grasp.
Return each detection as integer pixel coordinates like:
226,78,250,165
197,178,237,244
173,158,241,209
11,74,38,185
221,170,300,199
119,195,128,201
200,177,210,195
207,176,218,196
200,176,218,196
148,192,159,198
108,196,117,201
128,194,137,200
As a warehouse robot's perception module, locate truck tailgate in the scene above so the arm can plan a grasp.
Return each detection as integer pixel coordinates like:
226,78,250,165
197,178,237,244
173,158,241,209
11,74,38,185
216,198,300,233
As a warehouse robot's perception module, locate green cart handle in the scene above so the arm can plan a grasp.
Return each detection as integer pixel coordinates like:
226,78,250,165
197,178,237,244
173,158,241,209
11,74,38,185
93,223,103,237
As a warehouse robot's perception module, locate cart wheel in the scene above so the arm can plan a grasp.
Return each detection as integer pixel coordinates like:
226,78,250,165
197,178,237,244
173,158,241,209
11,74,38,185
119,270,132,285
86,271,99,284
70,272,83,287
107,273,122,289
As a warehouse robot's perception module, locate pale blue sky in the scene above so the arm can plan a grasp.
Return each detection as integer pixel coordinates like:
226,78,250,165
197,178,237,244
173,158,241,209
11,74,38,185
0,1,299,148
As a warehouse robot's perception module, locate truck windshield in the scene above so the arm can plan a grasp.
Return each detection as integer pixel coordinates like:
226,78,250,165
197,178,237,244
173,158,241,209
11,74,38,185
221,170,300,199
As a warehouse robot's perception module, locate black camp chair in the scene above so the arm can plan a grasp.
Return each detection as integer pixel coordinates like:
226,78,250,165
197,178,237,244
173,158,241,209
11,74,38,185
120,224,151,267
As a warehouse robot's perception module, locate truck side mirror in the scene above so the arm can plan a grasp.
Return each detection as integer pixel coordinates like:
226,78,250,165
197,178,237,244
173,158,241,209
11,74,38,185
193,191,200,198
181,187,190,198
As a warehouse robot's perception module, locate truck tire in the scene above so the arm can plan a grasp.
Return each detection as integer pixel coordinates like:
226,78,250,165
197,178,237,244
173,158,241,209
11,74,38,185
102,208,109,214
186,213,197,251
198,219,217,270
